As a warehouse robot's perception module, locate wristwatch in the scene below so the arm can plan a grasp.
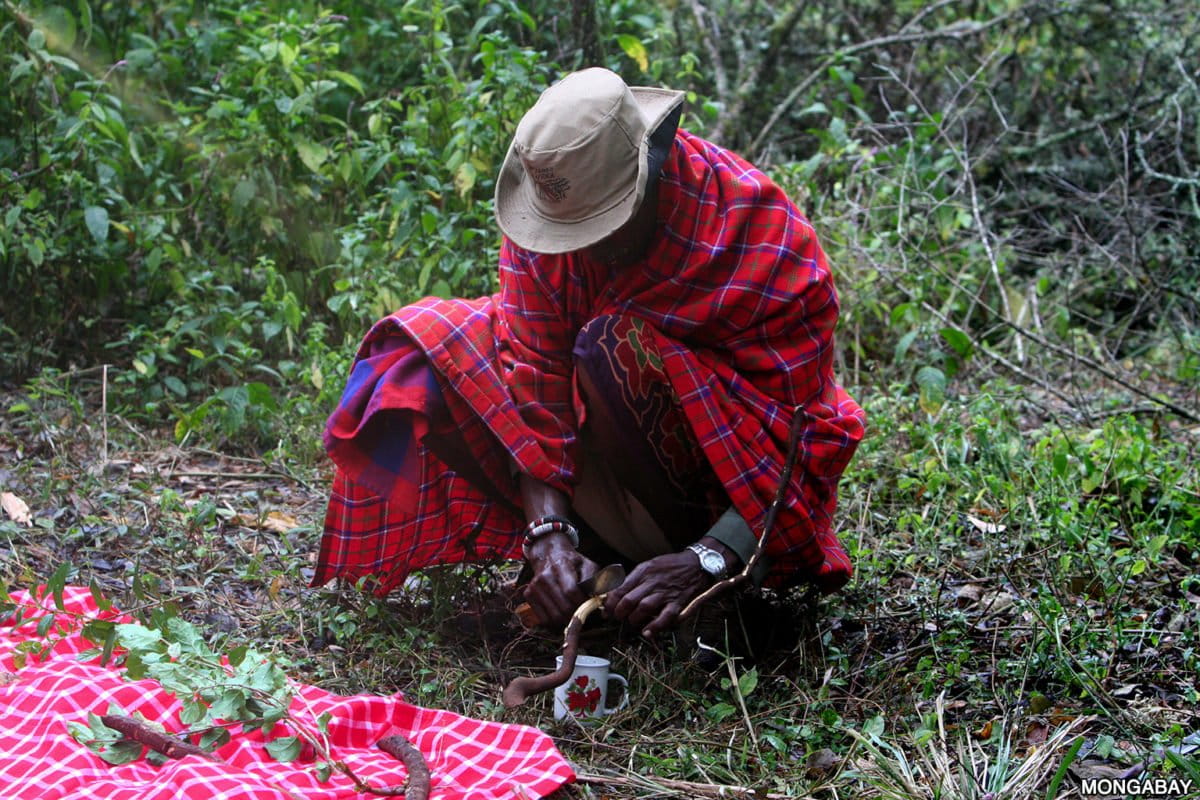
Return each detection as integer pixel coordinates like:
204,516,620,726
687,542,728,580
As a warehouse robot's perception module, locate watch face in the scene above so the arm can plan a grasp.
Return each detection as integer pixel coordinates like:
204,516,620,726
700,551,725,576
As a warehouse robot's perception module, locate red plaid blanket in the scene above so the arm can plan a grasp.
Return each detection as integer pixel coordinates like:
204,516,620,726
0,586,574,799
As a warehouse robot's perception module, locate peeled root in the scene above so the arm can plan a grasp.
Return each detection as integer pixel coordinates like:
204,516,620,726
502,595,603,708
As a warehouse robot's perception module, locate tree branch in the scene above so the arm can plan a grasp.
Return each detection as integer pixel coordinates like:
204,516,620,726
750,7,1026,158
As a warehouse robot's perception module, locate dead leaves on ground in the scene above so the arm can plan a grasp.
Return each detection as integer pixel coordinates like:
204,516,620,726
1,492,33,526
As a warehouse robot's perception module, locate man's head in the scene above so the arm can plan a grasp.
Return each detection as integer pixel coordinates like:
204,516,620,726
494,68,683,256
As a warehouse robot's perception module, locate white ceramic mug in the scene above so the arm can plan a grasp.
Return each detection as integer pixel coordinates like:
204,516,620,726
552,655,629,721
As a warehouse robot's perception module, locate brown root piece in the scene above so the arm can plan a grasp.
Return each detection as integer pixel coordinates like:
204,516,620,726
502,595,601,708
100,714,218,761
377,735,431,800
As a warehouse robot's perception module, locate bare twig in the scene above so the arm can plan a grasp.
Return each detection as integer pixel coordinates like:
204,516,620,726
711,1,808,145
101,364,109,466
750,5,1026,158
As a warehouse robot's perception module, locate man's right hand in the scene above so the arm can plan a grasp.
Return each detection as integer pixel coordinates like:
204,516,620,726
523,532,599,627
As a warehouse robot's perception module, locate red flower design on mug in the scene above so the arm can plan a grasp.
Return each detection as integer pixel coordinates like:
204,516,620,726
565,675,602,714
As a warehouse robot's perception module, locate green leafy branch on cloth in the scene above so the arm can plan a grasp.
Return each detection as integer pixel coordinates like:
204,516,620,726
2,580,429,798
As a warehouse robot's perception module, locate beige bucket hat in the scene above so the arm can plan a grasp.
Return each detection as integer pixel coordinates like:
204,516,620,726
495,68,685,254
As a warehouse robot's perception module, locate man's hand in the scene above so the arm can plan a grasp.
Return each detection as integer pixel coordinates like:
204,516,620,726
523,533,600,627
604,538,739,638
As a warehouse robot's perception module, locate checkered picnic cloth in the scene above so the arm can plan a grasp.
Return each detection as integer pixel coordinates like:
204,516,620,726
0,586,574,799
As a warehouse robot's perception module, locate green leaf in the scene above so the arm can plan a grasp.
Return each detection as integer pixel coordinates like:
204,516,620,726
227,644,248,668
84,206,110,243
616,34,649,72
279,42,299,68
705,702,737,723
939,327,974,359
736,667,759,697
232,179,257,209
116,623,164,653
48,562,70,610
327,70,363,95
179,699,206,726
1046,737,1085,800
862,715,886,739
293,138,329,173
915,365,946,415
77,0,93,46
315,761,333,782
200,727,232,751
265,735,301,762
209,689,245,721
454,161,477,198
99,740,144,765
894,329,918,364
163,376,187,397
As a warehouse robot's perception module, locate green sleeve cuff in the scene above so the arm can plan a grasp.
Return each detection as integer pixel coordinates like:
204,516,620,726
705,507,770,586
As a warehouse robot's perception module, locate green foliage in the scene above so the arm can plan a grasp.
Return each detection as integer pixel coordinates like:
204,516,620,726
1,0,556,448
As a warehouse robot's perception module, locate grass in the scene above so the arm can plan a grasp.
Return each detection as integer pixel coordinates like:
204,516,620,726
2,367,1199,798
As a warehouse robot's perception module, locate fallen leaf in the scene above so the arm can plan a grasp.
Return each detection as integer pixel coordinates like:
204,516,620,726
1069,759,1132,782
955,584,984,607
1,492,32,526
974,720,994,740
966,514,1007,534
262,511,300,533
230,510,301,533
1026,721,1049,745
978,590,1016,616
806,748,840,778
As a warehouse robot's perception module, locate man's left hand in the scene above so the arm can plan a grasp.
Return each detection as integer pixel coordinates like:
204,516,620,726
604,551,713,638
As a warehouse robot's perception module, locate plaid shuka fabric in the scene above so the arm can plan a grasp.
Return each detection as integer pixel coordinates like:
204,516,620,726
497,130,865,589
0,586,575,799
318,129,864,592
317,297,543,590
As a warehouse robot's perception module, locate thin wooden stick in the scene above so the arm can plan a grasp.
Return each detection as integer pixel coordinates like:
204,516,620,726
101,364,109,465
678,410,805,621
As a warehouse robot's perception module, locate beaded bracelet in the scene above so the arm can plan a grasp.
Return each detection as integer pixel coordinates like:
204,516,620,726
522,515,580,549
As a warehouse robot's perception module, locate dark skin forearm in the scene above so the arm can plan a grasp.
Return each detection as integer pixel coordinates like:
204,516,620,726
519,470,743,635
519,474,599,626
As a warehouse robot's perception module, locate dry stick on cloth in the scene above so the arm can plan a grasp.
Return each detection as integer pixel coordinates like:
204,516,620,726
377,735,432,800
100,715,218,761
677,409,805,622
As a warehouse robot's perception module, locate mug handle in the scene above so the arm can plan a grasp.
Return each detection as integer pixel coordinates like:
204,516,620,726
604,673,629,715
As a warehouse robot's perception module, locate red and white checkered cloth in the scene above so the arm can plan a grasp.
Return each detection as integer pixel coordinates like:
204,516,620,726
0,586,575,800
